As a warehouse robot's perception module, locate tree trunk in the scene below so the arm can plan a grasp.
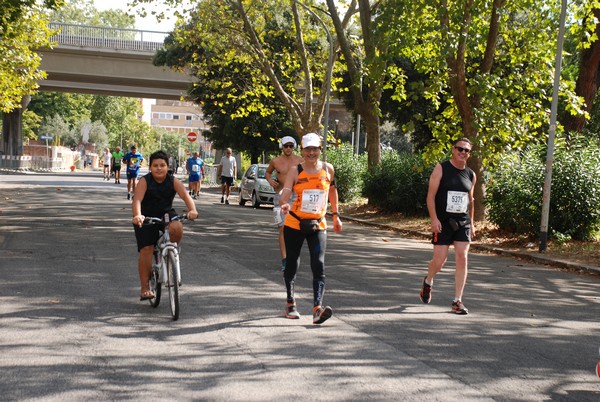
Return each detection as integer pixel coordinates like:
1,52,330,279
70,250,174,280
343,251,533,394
563,8,600,133
363,106,381,169
1,96,29,156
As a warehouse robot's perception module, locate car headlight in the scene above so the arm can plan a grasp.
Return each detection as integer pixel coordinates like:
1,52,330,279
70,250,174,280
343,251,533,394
258,184,274,192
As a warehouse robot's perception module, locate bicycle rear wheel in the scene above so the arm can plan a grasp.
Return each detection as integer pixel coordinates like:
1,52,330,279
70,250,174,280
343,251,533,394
165,249,179,320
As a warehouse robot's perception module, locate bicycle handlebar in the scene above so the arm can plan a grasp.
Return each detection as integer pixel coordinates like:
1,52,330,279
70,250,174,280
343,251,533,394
143,214,188,225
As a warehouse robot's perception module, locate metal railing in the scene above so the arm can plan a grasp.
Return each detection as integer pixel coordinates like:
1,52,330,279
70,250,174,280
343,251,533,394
48,22,168,52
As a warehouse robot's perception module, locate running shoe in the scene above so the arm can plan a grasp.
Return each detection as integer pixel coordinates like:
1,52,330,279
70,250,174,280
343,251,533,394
451,300,469,315
221,196,224,203
420,276,432,304
284,302,300,319
127,193,131,200
225,199,229,205
313,305,333,324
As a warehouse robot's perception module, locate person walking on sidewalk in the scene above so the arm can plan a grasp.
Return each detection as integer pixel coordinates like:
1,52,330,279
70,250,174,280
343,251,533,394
265,136,303,272
278,133,343,325
420,137,476,315
217,148,236,204
131,150,198,300
123,145,144,200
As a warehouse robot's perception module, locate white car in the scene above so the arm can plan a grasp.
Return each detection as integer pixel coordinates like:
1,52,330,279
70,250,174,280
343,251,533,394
238,164,276,208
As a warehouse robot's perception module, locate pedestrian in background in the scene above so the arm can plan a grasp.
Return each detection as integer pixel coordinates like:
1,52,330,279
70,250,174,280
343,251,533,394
123,145,144,200
102,147,112,181
420,137,476,315
217,148,237,205
265,136,303,272
111,146,124,184
278,133,342,325
186,151,205,199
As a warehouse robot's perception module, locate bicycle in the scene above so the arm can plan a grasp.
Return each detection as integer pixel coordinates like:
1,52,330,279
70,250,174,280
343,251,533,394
144,213,187,320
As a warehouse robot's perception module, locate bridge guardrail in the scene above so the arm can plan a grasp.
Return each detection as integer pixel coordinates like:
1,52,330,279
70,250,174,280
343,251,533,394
48,22,168,52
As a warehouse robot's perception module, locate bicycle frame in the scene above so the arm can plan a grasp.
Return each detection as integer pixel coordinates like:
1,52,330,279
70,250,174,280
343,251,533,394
146,213,186,320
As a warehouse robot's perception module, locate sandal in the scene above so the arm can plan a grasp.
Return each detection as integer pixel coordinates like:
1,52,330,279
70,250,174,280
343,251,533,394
140,289,155,300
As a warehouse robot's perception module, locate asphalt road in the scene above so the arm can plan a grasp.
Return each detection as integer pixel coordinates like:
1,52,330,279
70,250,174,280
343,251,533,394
1,171,599,401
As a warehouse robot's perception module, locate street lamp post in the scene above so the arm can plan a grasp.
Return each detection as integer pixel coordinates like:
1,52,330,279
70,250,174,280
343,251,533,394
294,0,333,161
539,0,568,252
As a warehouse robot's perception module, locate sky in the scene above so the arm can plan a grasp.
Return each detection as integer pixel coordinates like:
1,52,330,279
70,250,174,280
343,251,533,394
92,0,177,32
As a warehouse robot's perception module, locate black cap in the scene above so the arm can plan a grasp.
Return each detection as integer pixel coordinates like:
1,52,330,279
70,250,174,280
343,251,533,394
130,144,136,150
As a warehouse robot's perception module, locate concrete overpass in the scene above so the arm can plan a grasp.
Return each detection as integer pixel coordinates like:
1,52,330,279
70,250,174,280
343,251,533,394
38,23,195,100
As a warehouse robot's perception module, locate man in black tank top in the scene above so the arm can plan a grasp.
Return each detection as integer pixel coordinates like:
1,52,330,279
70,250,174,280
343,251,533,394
419,138,476,315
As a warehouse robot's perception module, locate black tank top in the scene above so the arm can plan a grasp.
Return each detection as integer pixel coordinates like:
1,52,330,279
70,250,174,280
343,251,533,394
141,173,176,218
434,160,474,222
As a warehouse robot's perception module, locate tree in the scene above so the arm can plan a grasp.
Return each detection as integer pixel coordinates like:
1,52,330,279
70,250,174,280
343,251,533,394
325,0,402,169
154,26,297,161
562,2,600,134
138,0,351,148
28,92,94,129
1,0,61,155
38,114,77,147
49,0,135,28
382,0,582,219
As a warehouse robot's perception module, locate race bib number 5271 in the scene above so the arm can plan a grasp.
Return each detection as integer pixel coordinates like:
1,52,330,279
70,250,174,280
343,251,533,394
446,191,468,213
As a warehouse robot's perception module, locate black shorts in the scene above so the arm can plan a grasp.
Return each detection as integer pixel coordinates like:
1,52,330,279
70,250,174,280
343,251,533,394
221,176,234,186
133,210,176,251
432,218,471,245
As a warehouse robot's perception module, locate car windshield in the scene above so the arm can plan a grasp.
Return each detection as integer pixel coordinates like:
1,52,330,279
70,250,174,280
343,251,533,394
257,166,267,179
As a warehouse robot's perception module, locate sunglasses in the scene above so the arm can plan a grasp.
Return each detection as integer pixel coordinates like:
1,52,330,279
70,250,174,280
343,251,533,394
282,144,295,149
454,146,471,153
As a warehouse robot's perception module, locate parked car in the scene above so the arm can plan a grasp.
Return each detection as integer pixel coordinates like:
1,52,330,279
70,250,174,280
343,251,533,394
238,164,276,208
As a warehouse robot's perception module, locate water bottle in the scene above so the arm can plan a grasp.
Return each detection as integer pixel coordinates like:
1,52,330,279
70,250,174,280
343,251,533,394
273,206,283,225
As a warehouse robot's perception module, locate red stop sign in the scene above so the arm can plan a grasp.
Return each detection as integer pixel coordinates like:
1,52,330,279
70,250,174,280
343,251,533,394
187,132,198,142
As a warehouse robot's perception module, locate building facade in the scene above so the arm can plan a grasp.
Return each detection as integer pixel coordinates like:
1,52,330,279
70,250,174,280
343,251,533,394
150,100,213,160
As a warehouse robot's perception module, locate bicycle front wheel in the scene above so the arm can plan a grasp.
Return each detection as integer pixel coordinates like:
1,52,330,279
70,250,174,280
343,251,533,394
165,249,180,320
149,266,161,308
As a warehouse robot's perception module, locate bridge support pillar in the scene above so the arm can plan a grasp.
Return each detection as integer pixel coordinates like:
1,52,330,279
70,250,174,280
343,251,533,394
1,95,29,156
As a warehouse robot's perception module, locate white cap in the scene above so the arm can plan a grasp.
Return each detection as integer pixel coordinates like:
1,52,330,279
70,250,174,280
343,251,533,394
279,136,297,148
301,133,321,148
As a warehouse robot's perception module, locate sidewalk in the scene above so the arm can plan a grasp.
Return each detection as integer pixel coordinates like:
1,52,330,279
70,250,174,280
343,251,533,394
334,214,600,276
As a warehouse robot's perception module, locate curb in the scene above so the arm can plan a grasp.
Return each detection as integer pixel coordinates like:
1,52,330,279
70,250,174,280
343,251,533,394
336,214,600,276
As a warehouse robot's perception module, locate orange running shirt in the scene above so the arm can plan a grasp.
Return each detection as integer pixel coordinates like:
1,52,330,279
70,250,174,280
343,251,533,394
284,164,331,231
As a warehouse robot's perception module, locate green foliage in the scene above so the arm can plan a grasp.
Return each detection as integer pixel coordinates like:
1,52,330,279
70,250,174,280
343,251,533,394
485,136,600,240
22,110,42,140
153,0,339,145
485,149,545,235
0,3,56,112
50,0,135,28
380,0,580,169
38,114,77,147
28,92,94,128
362,149,433,216
326,144,367,203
